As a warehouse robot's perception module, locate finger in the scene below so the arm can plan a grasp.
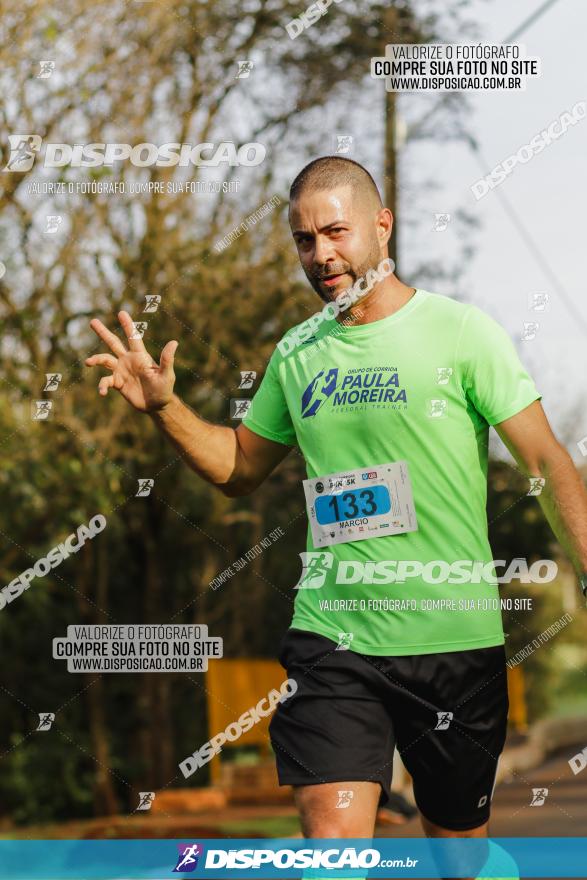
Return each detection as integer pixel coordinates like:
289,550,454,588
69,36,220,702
118,310,148,353
89,318,128,357
98,375,115,396
159,340,178,372
85,353,118,371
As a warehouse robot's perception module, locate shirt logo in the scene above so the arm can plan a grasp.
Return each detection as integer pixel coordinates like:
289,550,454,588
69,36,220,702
301,368,339,418
301,366,406,416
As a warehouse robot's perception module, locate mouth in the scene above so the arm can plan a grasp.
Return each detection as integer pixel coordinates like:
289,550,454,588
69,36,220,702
320,272,348,287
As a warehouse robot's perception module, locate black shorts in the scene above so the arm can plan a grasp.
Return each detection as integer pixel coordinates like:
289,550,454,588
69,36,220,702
269,628,509,831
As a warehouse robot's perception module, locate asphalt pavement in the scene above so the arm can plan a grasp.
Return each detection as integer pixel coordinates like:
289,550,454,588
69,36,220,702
377,749,587,879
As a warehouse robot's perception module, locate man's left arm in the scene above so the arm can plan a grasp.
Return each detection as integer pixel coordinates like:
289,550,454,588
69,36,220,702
495,400,587,587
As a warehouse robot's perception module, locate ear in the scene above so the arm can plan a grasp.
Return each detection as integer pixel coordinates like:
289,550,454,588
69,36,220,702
376,206,393,249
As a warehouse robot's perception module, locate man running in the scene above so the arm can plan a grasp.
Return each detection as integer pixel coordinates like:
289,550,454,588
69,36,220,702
87,157,587,876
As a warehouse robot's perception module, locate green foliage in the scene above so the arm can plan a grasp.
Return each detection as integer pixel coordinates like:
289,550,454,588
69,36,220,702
0,0,532,830
487,459,585,722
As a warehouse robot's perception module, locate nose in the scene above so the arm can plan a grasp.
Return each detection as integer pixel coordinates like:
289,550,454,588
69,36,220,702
313,234,337,266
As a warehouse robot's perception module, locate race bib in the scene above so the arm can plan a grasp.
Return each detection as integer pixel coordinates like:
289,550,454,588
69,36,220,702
303,461,418,548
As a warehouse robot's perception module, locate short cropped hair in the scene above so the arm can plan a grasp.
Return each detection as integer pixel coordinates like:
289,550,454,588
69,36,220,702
289,156,384,211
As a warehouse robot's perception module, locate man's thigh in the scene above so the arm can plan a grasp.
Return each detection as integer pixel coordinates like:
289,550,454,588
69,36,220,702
269,629,395,808
383,644,509,832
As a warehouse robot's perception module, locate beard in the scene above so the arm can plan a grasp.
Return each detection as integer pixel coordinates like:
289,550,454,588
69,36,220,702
304,237,382,304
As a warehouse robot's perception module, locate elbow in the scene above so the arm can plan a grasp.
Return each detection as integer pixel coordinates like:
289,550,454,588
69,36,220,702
536,441,573,476
515,440,569,478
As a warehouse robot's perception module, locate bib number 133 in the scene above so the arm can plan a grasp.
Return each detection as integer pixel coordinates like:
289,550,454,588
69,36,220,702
316,486,391,525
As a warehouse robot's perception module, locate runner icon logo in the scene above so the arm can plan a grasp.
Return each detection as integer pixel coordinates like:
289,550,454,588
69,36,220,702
36,713,55,731
301,368,339,418
336,632,354,650
136,792,155,811
294,552,334,589
336,790,354,809
530,788,548,806
435,711,453,730
173,844,204,873
436,367,453,385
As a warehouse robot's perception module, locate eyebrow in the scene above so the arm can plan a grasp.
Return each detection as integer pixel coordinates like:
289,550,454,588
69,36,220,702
292,220,350,237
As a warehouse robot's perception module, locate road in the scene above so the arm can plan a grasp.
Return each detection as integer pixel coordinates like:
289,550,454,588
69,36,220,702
378,748,587,878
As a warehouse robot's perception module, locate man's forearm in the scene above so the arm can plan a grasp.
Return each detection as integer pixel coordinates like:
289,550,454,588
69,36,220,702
535,444,587,576
149,394,242,494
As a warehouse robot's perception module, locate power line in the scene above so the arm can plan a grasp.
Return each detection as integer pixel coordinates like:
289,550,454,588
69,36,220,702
468,141,587,335
462,1,582,333
406,0,582,331
406,0,563,140
397,0,583,333
503,0,563,43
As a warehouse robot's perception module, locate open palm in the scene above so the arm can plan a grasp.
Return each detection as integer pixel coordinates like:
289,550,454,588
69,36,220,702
86,310,178,412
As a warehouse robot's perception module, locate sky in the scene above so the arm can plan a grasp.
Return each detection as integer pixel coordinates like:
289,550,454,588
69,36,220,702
276,0,585,453
403,0,587,451
13,0,584,454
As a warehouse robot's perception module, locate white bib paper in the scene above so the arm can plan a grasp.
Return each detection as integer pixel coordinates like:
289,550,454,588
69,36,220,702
303,461,418,548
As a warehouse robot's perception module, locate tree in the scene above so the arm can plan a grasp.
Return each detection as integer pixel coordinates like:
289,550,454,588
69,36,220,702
0,0,492,825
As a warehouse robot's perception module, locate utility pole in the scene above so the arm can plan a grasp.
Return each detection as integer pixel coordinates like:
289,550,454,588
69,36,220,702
383,5,398,269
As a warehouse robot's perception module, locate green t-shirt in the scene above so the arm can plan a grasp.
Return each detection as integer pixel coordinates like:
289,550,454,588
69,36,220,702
242,289,542,656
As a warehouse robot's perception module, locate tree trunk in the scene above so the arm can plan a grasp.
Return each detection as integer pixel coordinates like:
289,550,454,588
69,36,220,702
78,538,120,816
383,6,398,268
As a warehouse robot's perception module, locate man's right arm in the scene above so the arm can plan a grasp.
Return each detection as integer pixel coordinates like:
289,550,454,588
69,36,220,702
150,395,292,497
86,310,292,499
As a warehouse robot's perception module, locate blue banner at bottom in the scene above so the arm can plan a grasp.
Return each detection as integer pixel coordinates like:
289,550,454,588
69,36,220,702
0,837,583,879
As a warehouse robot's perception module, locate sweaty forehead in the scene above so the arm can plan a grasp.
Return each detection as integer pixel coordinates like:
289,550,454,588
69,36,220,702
289,184,365,231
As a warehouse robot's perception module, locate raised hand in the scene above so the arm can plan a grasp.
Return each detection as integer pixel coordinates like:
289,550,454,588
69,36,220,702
86,310,178,412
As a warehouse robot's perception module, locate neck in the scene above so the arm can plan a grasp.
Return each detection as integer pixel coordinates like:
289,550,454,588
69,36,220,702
335,275,416,327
